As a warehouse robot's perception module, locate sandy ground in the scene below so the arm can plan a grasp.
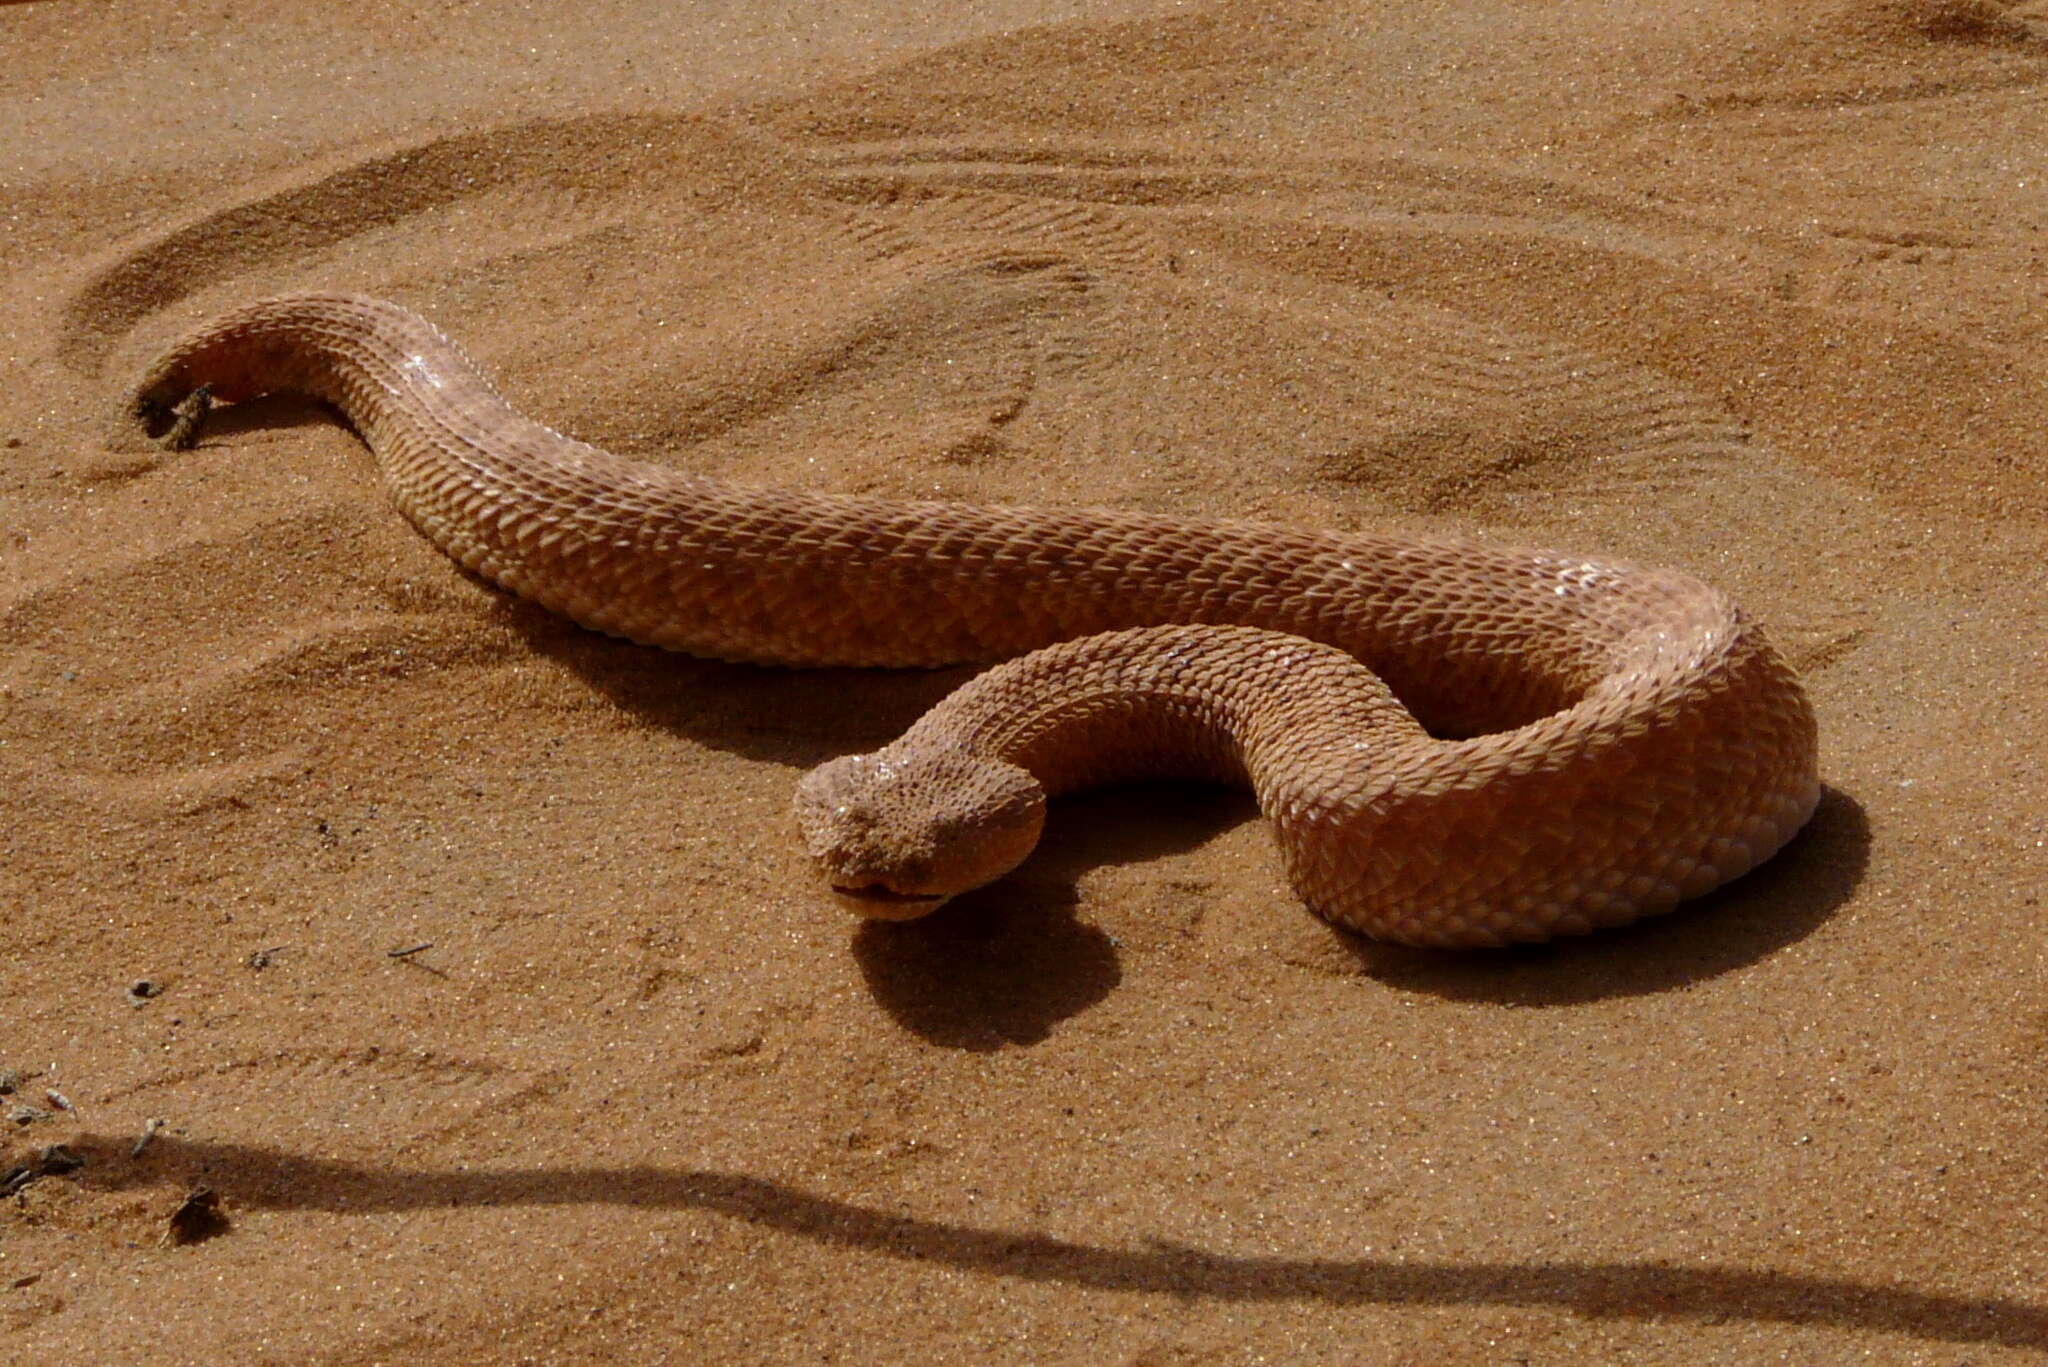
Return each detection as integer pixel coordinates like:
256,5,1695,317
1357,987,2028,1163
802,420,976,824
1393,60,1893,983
4,1,2047,1362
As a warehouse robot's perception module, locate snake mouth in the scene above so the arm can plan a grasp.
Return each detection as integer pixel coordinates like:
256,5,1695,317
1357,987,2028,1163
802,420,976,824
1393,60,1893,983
829,884,951,921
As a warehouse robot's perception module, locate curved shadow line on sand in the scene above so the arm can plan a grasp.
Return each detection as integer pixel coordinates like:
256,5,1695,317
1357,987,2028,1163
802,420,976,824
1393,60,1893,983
78,1135,2045,1350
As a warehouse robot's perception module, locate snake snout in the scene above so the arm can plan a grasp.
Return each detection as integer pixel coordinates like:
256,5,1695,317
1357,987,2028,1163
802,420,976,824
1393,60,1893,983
791,747,1048,919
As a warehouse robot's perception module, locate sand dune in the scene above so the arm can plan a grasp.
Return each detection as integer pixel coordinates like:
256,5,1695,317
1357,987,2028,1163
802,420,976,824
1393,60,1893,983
4,0,2046,1361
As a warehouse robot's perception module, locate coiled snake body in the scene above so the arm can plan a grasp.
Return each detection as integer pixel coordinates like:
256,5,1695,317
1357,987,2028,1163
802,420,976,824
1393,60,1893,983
131,293,1820,947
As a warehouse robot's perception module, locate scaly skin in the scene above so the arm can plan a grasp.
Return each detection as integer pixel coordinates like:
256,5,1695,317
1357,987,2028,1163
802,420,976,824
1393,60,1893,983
131,292,1820,947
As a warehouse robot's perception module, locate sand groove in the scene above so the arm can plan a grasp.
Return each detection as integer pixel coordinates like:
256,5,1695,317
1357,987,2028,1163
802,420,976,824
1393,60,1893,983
59,113,810,375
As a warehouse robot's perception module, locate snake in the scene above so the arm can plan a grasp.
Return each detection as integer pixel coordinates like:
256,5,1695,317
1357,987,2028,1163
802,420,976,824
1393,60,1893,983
127,292,1821,948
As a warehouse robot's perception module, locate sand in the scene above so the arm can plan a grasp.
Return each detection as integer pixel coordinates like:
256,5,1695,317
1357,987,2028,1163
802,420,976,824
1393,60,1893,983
3,0,2045,1362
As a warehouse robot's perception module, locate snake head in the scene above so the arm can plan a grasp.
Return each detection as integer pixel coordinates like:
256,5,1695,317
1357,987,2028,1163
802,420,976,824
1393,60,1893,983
792,747,1046,920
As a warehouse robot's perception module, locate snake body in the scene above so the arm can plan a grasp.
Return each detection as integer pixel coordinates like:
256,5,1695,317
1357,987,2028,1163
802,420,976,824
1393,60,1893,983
130,292,1820,947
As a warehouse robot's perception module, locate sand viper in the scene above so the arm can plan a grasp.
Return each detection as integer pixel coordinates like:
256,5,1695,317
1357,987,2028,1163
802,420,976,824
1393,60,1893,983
129,292,1820,947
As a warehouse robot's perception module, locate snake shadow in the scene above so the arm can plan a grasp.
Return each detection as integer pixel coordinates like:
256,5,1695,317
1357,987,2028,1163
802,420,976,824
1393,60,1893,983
846,784,1245,1050
59,1132,2048,1352
848,784,1868,1040
496,613,1135,1050
500,594,964,766
130,383,1868,1039
500,607,1869,1027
